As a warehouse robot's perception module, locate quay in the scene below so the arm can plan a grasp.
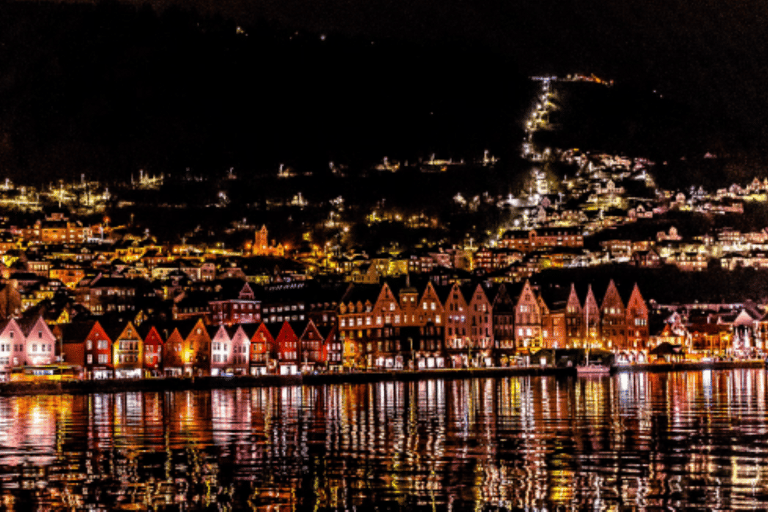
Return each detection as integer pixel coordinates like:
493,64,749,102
0,361,764,396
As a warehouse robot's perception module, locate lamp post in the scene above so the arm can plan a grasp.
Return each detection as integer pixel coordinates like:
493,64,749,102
466,337,472,368
408,337,414,370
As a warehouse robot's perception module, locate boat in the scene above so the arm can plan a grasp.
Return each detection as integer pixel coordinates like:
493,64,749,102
576,361,611,375
576,348,612,375
577,307,612,375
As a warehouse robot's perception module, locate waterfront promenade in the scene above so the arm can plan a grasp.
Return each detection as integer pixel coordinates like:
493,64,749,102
0,360,764,396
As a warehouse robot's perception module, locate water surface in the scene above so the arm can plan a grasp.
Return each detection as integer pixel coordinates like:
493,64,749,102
1,370,767,510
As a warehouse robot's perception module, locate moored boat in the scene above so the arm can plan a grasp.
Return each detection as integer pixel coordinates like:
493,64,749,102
576,362,611,375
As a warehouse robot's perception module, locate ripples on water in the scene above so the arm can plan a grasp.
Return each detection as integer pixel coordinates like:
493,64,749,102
0,370,767,510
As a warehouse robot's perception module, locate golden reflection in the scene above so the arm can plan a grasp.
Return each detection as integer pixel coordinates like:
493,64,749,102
1,372,768,509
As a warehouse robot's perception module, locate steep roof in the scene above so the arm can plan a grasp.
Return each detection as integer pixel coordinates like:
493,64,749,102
538,283,572,312
58,320,102,343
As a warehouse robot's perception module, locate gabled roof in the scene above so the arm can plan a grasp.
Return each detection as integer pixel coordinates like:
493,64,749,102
17,315,46,337
238,322,263,339
164,318,206,339
100,319,131,340
538,283,572,312
58,320,103,343
207,324,227,339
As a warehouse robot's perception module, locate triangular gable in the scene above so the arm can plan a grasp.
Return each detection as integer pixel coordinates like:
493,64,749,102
468,284,490,309
566,284,582,313
239,282,255,300
374,283,401,315
418,282,444,313
208,324,230,344
516,280,540,315
600,279,624,313
733,310,758,327
299,320,323,343
626,284,647,316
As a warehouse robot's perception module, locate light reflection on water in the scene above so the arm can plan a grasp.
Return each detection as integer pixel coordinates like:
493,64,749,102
0,371,767,509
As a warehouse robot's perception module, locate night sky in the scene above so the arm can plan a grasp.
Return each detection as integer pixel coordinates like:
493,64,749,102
3,0,767,183
44,0,767,137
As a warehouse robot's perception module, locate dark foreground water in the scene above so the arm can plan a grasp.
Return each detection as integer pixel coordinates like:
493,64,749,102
1,370,768,510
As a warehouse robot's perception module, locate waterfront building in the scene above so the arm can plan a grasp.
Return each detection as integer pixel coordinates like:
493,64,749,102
564,284,584,348
160,324,184,377
298,320,325,373
209,324,231,377
58,320,112,379
106,320,143,379
539,284,569,350
324,325,343,372
600,280,627,350
182,318,212,377
582,284,600,348
246,322,277,375
275,322,301,375
139,324,164,377
491,283,518,364
0,319,26,381
442,283,469,367
226,324,251,376
625,284,650,351
514,280,543,352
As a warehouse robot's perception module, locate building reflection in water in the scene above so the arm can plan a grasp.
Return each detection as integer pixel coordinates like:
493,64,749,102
1,371,768,509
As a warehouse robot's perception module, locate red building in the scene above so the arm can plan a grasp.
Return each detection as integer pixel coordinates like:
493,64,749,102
275,322,301,375
246,322,278,375
139,324,164,377
58,320,112,379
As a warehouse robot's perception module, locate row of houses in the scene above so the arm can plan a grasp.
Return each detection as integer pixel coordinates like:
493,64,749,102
56,317,341,379
336,278,649,369
0,276,652,380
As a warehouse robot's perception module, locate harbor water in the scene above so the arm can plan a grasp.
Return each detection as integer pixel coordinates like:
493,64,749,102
0,369,767,510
